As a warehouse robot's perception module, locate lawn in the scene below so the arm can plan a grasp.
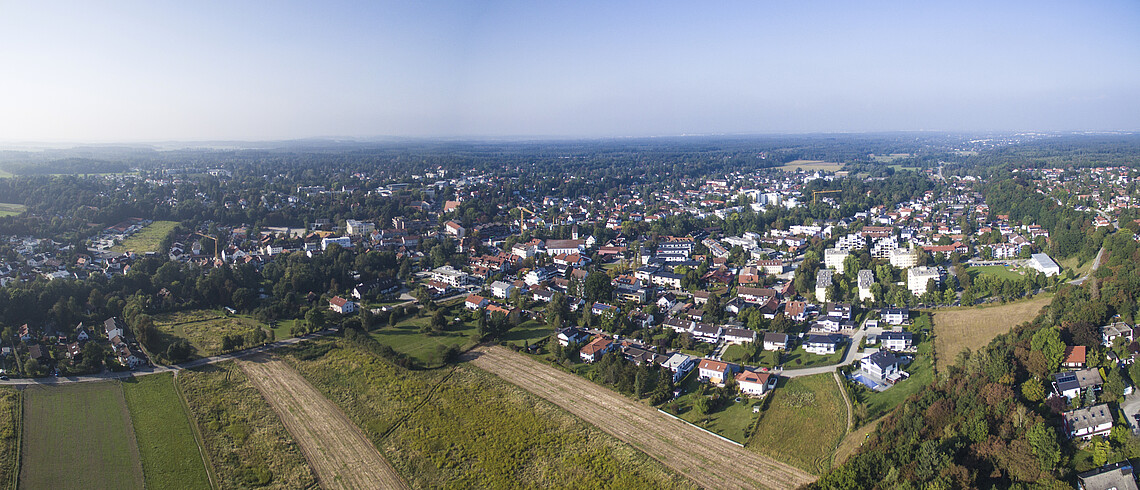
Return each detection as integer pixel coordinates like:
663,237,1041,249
860,341,936,421
670,372,762,443
721,343,755,365
112,220,178,253
178,362,316,489
748,373,846,475
19,382,145,489
779,160,844,172
369,308,482,367
1058,255,1091,277
121,373,212,490
931,295,1053,372
0,203,26,217
151,309,272,362
968,264,1032,282
281,338,692,489
0,388,18,490
783,346,846,369
499,318,552,347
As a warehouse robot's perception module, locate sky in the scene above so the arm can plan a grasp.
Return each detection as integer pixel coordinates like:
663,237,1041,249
1,1,1138,142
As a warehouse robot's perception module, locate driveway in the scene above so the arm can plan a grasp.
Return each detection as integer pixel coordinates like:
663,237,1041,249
1121,391,1140,434
780,328,868,378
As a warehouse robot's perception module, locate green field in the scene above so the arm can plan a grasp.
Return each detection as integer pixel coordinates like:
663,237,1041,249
152,309,271,362
178,362,316,489
780,160,844,172
860,342,935,421
748,373,847,475
113,220,178,253
121,373,212,490
671,373,762,443
783,346,846,369
968,264,1032,281
498,319,552,347
871,153,913,162
19,382,145,489
282,338,692,489
369,308,482,367
0,203,26,217
0,388,18,490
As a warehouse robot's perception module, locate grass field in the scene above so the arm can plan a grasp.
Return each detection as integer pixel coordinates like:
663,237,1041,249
0,388,18,490
370,311,481,367
121,373,212,490
19,382,144,489
178,362,316,489
969,264,1032,281
0,203,26,217
672,373,762,443
112,220,178,253
152,309,271,361
282,338,695,489
499,319,552,348
931,295,1052,372
871,153,913,162
861,342,936,421
1059,255,1091,277
832,415,883,468
748,373,847,475
780,160,844,172
784,346,846,369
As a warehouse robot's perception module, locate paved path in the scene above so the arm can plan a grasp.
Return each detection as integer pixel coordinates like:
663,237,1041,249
0,330,335,386
780,328,867,378
468,345,815,490
1070,245,1105,286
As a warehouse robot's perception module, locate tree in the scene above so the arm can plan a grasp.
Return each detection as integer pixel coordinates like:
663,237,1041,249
1021,378,1045,402
583,272,613,303
1030,328,1065,375
306,307,326,332
166,339,193,363
1104,367,1127,403
1027,422,1061,472
81,342,107,372
24,358,42,377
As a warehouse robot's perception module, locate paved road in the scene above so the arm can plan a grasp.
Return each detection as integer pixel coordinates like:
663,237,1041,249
780,328,868,378
1070,246,1105,286
0,330,335,386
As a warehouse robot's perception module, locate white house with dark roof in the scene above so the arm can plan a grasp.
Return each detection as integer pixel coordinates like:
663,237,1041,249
803,334,843,355
722,327,757,345
1063,404,1113,440
763,332,789,351
880,331,914,351
861,351,902,383
691,323,722,343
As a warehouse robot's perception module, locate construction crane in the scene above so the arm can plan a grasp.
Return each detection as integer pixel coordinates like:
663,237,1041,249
515,207,538,230
193,232,220,259
813,190,842,204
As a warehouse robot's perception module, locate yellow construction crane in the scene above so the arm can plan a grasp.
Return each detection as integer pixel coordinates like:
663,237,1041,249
813,190,842,204
193,232,220,259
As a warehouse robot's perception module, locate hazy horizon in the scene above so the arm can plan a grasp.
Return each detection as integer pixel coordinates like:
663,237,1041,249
2,1,1138,142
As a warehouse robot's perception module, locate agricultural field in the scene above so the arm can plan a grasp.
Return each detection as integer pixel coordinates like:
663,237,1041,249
0,388,18,490
151,309,271,361
121,373,212,490
748,373,847,475
239,354,407,489
779,160,844,172
931,295,1052,372
282,339,711,489
112,220,178,253
19,382,145,490
178,362,316,489
0,203,26,217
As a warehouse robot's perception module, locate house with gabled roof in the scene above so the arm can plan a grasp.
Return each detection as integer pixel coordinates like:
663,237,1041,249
736,370,777,397
580,337,615,363
328,296,356,314
698,358,731,385
1063,345,1087,368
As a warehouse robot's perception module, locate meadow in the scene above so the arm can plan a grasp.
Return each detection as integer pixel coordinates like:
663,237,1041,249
779,160,844,172
19,382,145,489
113,220,178,253
0,388,18,490
0,203,26,217
748,373,846,475
121,373,212,490
281,338,692,489
178,362,315,489
152,309,272,361
931,295,1052,372
671,372,763,443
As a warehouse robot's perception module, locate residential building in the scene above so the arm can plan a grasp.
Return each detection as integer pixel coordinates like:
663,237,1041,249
736,370,777,397
1102,322,1133,347
662,353,697,383
329,296,356,314
880,307,909,325
431,266,470,287
698,358,731,385
824,248,851,274
815,269,834,301
465,295,490,310
490,280,516,299
691,323,722,343
906,266,941,296
344,219,375,236
763,332,789,351
861,351,902,382
722,327,757,345
857,269,874,302
880,331,914,351
579,337,615,363
1063,404,1113,440
803,334,843,355
889,247,917,269
1063,345,1087,368
321,236,353,250
1077,462,1139,490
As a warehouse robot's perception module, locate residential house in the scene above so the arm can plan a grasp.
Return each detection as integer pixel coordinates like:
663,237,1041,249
104,317,127,341
803,334,843,355
525,266,558,286
1063,345,1087,368
1053,369,1105,401
880,331,914,351
763,332,790,351
329,296,357,314
663,317,694,333
880,308,909,325
556,327,590,346
1103,322,1134,347
861,351,902,383
698,358,731,385
691,323,722,343
117,343,147,369
580,337,615,363
784,301,810,322
722,327,757,345
75,324,90,342
736,370,777,397
490,280,516,299
465,295,490,310
662,353,697,383
431,266,470,287
857,269,874,302
27,344,48,362
17,324,32,342
1063,404,1113,440
1076,461,1139,490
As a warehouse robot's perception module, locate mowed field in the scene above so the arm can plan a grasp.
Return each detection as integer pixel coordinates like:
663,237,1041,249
178,362,316,489
113,220,178,253
239,354,407,490
780,160,844,172
749,373,847,475
283,339,696,489
0,203,26,217
469,345,815,489
152,309,270,361
121,373,212,490
931,295,1053,371
0,388,18,490
19,382,145,490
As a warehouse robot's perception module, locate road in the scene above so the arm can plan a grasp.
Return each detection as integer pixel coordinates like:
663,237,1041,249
780,328,868,378
1070,245,1105,286
468,345,815,490
0,330,336,386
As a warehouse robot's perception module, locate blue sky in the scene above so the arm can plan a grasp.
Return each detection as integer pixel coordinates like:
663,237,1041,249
1,1,1138,141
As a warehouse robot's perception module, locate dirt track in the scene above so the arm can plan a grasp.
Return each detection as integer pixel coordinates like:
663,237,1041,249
239,355,408,490
468,346,816,490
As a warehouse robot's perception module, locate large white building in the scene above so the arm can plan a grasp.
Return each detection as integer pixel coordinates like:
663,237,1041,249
344,219,376,236
321,236,353,250
889,247,918,269
824,248,851,275
431,266,470,287
907,266,942,295
816,269,835,302
857,269,875,302
1028,253,1061,277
